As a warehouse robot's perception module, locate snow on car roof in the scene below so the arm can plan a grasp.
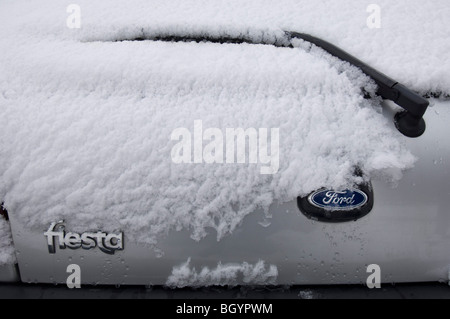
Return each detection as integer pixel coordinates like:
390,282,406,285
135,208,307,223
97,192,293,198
2,0,447,94
0,0,445,249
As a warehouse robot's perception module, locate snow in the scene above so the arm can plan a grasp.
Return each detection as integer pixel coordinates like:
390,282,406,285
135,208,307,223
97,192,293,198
166,258,278,287
298,289,315,299
0,218,16,265
2,0,448,94
0,0,445,249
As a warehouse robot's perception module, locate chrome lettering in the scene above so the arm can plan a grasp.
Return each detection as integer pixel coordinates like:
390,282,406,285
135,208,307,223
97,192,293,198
44,221,123,255
322,191,356,206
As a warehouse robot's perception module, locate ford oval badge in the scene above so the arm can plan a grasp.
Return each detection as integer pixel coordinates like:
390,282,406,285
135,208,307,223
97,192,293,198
308,189,367,211
297,182,374,223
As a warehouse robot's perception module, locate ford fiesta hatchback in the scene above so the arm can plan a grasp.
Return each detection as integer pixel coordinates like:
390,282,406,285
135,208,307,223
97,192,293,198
1,0,449,288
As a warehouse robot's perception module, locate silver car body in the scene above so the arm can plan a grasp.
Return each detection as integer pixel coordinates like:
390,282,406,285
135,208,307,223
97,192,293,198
4,99,450,286
1,0,449,288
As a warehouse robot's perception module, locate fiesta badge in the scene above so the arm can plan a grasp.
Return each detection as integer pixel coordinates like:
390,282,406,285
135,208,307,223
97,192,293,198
297,183,374,223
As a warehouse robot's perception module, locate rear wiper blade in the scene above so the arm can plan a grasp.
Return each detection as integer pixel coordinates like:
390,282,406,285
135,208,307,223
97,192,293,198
113,31,429,137
288,32,429,138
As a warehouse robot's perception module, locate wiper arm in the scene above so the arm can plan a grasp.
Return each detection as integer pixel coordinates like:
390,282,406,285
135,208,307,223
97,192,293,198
113,31,430,137
288,32,429,138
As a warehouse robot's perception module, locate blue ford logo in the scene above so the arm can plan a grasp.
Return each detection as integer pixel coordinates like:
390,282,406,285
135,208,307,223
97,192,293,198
308,189,368,211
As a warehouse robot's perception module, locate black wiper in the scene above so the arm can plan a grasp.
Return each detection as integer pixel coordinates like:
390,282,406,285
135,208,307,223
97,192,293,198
113,31,430,137
288,32,429,138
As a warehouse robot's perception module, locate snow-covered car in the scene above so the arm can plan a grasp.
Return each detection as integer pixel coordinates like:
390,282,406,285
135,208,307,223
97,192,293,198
1,0,449,288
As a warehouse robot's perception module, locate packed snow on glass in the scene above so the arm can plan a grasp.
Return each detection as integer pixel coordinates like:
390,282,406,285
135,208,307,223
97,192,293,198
0,0,448,252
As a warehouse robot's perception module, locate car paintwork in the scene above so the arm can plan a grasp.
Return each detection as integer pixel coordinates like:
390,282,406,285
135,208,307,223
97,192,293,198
3,99,449,286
